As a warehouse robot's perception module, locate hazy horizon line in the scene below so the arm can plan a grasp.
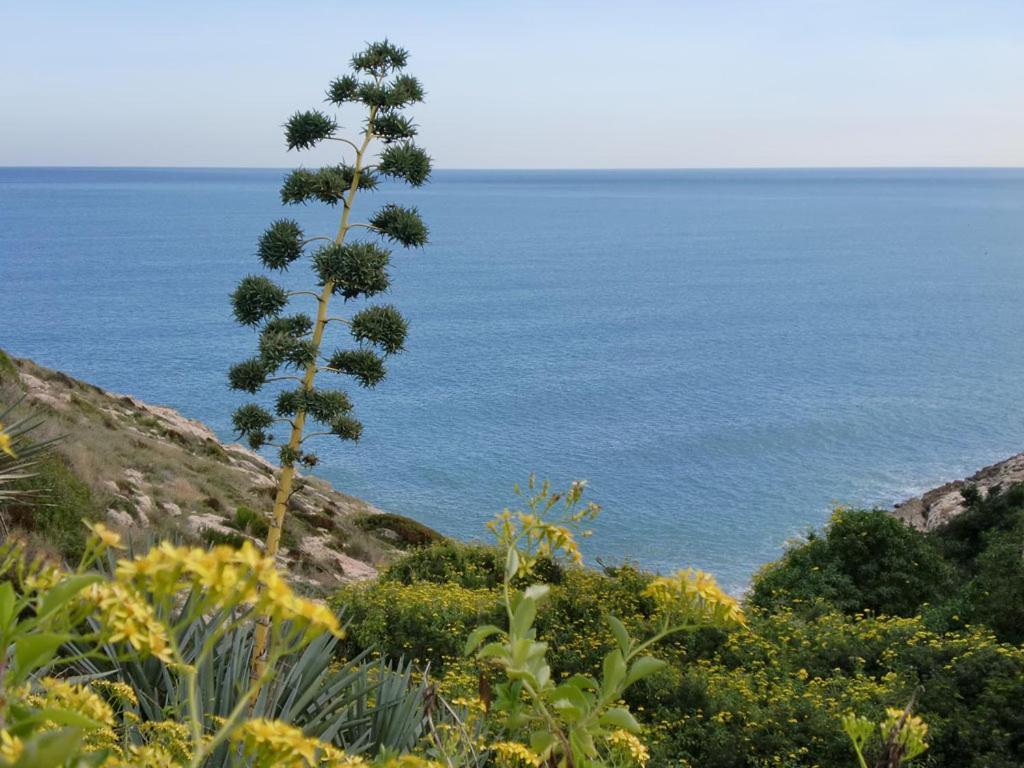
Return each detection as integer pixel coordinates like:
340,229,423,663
3,164,1024,172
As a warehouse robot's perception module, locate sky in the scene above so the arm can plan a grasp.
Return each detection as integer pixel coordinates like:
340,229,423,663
2,0,1023,169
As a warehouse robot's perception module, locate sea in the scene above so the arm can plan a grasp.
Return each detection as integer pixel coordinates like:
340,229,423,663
2,167,1023,590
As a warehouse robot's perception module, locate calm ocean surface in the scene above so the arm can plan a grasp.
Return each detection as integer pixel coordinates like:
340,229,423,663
2,167,1023,589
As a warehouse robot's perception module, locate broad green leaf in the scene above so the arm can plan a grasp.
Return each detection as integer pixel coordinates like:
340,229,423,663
0,581,16,630
599,706,641,733
11,727,84,768
464,624,503,656
601,649,626,697
511,595,538,638
625,655,667,686
606,614,631,655
523,584,550,601
530,730,555,756
14,632,69,678
38,573,102,620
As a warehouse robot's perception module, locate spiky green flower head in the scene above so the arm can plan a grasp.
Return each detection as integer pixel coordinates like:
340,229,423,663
330,414,363,442
258,330,317,370
350,305,408,355
284,110,337,151
313,242,391,300
371,113,417,144
280,165,378,206
232,275,288,325
263,313,313,338
369,204,428,248
326,74,360,105
378,143,432,187
257,219,304,270
232,404,275,449
327,348,387,388
279,445,300,468
350,39,409,77
275,388,353,426
386,74,425,108
228,358,271,394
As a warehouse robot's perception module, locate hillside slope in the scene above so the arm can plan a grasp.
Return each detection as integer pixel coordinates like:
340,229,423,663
0,351,439,592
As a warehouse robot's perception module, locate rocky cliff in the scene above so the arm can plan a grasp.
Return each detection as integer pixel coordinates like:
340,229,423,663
893,452,1024,531
0,352,439,592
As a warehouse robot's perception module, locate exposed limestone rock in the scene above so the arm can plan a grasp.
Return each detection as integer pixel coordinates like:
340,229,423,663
894,452,1024,530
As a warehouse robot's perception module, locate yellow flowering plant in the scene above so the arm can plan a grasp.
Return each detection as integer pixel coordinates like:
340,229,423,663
0,522,376,768
464,477,745,768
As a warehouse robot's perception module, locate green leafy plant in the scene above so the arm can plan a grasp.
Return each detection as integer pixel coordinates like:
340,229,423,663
462,477,746,768
226,39,431,672
843,699,929,767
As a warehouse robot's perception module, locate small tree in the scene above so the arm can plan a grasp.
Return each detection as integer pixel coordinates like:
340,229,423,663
228,40,430,674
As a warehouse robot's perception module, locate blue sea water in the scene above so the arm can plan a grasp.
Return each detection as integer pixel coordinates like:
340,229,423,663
2,167,1023,589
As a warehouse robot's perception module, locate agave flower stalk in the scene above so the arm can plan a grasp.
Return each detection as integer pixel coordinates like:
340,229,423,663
228,40,431,678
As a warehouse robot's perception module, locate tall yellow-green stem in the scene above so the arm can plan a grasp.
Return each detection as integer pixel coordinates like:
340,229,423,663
250,104,379,684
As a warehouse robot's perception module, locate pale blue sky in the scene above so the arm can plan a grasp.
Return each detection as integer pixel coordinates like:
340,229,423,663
2,0,1022,168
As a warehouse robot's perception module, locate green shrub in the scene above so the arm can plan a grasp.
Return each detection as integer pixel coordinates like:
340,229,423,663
382,539,563,588
4,453,101,561
355,512,444,549
200,527,248,549
333,579,502,667
230,504,270,538
749,507,954,618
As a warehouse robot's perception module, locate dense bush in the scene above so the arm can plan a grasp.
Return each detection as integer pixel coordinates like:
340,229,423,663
355,512,445,549
749,507,954,618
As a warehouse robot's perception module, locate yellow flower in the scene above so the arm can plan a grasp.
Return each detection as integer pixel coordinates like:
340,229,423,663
492,741,542,767
607,729,650,767
232,717,338,768
81,582,174,664
85,521,125,550
0,730,23,762
644,568,746,629
0,426,14,458
115,542,343,641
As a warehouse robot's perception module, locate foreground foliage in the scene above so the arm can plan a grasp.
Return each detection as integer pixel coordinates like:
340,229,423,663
336,483,1024,767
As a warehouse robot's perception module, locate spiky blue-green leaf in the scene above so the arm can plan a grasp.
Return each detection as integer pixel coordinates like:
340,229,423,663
232,275,288,326
275,388,353,425
368,204,428,248
285,110,337,151
350,305,408,355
